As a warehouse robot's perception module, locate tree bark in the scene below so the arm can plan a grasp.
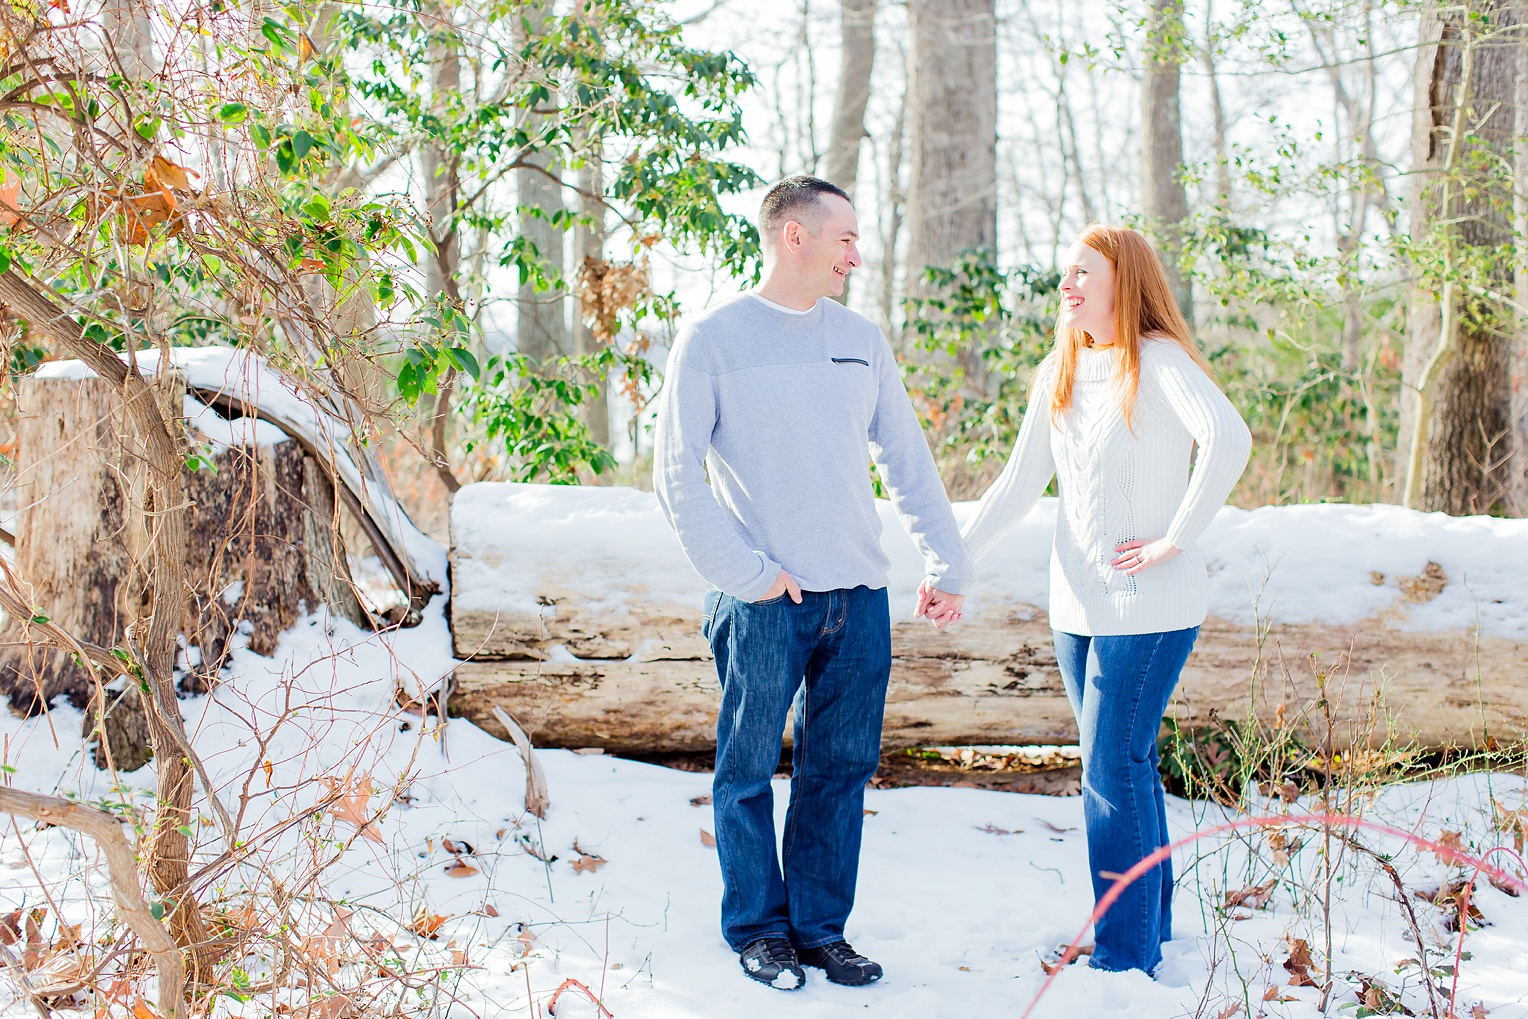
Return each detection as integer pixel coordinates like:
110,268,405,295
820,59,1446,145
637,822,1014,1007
825,0,877,201
1403,1,1518,514
574,136,610,448
451,607,1528,754
515,2,567,364
0,269,212,982
824,0,877,306
1513,6,1528,515
1141,0,1193,324
0,378,364,738
905,0,997,295
422,1,464,494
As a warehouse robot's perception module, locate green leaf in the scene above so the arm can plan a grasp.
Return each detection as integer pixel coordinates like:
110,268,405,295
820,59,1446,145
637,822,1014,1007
29,613,48,625
150,901,165,920
303,194,331,222
0,248,11,274
216,102,247,125
176,825,194,837
448,347,480,380
291,130,314,160
250,123,271,149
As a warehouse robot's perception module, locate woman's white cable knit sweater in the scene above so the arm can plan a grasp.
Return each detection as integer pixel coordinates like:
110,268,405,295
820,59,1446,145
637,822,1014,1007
961,339,1252,636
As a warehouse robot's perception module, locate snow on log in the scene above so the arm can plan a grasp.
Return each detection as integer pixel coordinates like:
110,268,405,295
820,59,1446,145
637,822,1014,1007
449,484,1528,753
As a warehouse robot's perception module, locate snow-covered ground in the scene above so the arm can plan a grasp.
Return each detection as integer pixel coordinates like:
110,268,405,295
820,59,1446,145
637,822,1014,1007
0,592,1525,1018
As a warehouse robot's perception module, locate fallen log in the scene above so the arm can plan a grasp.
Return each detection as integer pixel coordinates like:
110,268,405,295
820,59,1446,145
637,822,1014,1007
448,483,1528,753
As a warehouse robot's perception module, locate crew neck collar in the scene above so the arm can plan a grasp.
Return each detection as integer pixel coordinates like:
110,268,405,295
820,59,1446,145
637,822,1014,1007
748,291,819,316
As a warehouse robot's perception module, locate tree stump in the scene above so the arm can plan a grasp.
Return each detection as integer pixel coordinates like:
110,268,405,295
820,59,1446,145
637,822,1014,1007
0,375,368,770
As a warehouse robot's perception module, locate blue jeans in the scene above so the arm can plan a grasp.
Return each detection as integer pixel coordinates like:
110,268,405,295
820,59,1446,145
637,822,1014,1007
1053,627,1200,974
701,586,891,952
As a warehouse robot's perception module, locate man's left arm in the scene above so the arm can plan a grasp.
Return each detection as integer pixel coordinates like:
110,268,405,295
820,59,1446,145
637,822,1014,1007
867,337,972,624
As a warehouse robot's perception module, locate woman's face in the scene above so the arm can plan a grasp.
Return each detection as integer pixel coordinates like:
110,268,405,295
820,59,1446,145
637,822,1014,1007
1059,242,1116,344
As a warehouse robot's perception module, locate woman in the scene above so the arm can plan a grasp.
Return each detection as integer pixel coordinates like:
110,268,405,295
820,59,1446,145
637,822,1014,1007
959,225,1251,974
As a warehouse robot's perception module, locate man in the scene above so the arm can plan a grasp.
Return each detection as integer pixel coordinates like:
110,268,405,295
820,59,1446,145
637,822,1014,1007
653,175,969,991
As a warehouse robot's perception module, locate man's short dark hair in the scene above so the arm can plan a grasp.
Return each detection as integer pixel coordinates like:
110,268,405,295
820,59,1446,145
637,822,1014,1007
759,175,851,241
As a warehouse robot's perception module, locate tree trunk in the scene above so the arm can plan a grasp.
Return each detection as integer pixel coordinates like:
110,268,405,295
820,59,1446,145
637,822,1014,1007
825,0,877,201
1403,1,1518,514
0,269,213,983
515,2,567,364
824,0,877,306
1200,0,1232,210
103,0,154,89
1141,0,1193,324
1513,9,1528,515
423,1,464,494
905,0,996,294
574,136,610,448
423,5,461,305
0,377,365,767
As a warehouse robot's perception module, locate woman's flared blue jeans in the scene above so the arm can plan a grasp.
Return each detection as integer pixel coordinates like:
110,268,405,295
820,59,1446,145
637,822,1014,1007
1053,626,1200,974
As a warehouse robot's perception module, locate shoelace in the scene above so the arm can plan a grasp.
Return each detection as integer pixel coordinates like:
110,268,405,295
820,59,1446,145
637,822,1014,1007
820,942,870,967
751,938,798,966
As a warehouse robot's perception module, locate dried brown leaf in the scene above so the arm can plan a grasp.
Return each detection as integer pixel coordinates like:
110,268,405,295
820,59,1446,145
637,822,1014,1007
445,862,480,878
1433,829,1466,864
570,854,605,874
1215,1004,1244,1019
976,823,1021,836
483,903,498,917
689,794,711,807
1224,878,1277,910
148,155,197,193
1283,937,1318,987
409,912,447,940
1493,800,1528,854
699,828,716,848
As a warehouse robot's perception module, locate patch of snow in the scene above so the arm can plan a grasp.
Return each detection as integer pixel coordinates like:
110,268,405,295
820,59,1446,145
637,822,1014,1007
183,395,287,451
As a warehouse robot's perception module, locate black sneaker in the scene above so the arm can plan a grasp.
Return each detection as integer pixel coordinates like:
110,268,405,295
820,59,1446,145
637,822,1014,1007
739,936,805,990
798,940,884,986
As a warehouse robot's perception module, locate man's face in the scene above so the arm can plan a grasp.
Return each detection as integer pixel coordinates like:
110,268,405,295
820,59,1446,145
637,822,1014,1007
778,194,861,298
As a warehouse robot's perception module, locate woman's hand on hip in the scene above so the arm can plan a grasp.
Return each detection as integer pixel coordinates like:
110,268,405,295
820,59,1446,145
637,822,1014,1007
1112,538,1182,574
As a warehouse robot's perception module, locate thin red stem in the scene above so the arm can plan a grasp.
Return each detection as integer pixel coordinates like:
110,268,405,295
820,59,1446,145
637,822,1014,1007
1019,812,1528,1019
1448,845,1528,1016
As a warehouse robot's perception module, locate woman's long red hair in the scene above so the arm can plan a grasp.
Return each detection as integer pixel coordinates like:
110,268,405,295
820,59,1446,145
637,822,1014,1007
1049,224,1211,427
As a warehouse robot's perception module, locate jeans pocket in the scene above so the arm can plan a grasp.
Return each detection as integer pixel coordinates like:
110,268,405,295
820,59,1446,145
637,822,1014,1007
752,592,788,606
702,590,722,639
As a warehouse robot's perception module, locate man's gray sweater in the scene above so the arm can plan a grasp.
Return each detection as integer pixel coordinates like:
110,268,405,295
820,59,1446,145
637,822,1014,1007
654,292,972,603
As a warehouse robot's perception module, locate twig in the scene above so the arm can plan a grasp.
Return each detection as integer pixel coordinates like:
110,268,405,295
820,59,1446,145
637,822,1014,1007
0,788,183,1019
492,705,550,819
124,627,237,843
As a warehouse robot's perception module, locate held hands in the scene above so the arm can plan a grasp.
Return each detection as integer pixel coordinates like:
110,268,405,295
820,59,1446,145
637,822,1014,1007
915,579,965,630
757,569,803,604
1111,538,1182,575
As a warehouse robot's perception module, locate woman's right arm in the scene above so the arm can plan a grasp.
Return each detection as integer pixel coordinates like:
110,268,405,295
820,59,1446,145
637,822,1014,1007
960,367,1059,566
